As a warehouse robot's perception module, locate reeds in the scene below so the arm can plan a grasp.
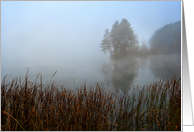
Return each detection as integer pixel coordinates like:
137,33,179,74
1,70,181,131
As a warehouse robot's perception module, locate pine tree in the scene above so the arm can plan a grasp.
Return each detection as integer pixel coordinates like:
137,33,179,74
100,19,139,93
100,19,139,59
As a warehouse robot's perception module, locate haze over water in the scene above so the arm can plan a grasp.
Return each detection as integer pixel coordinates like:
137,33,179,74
1,1,181,93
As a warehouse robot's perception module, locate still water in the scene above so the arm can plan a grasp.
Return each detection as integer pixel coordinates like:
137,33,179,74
1,54,181,94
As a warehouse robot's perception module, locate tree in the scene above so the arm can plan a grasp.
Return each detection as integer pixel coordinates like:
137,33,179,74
100,19,139,93
148,21,181,79
138,38,149,58
100,19,139,59
149,21,181,55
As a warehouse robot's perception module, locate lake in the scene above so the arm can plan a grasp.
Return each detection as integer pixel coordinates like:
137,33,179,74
1,54,181,94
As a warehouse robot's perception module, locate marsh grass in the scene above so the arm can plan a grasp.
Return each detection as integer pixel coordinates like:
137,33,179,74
1,69,181,131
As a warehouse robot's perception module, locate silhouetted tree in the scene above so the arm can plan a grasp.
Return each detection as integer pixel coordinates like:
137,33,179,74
100,19,139,93
138,38,149,58
148,21,181,79
101,19,139,59
149,21,181,55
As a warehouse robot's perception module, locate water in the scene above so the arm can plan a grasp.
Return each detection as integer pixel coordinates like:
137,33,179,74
2,62,179,98
1,54,181,94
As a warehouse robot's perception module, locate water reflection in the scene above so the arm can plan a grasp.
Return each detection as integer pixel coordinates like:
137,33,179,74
102,56,139,93
148,54,181,80
101,54,181,94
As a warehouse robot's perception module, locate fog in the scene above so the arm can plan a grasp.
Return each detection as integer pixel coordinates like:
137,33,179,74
1,1,181,93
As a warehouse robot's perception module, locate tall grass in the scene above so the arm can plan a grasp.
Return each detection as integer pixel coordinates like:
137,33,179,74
1,69,181,131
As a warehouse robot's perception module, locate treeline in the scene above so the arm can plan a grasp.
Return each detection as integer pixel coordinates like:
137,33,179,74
101,19,181,59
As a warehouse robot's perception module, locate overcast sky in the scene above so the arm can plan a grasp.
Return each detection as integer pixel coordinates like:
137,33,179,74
1,1,181,90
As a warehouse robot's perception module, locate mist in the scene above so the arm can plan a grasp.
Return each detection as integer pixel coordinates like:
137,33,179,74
1,1,181,93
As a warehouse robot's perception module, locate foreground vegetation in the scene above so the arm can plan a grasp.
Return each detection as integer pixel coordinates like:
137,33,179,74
1,70,181,131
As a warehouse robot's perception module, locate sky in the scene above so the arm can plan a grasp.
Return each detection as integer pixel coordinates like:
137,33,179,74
1,1,181,92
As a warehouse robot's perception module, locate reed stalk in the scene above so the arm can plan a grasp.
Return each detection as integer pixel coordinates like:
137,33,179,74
1,72,181,131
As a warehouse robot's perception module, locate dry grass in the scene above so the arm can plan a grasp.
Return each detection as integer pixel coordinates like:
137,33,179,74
1,69,181,131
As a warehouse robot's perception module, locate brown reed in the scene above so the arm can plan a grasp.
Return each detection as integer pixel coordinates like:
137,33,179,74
1,70,181,131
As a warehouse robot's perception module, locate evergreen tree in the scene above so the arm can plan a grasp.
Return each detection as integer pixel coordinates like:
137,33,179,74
148,21,181,79
100,19,139,93
100,19,139,59
149,21,181,55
